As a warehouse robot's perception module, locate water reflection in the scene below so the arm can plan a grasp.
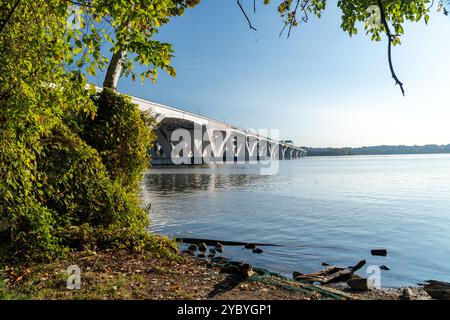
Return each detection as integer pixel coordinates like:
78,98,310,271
142,166,266,196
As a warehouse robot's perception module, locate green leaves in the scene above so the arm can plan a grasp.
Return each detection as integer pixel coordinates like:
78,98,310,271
59,1,200,87
264,1,433,42
0,0,198,262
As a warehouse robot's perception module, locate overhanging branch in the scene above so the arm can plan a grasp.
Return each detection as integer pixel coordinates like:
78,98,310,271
237,0,257,31
377,0,405,96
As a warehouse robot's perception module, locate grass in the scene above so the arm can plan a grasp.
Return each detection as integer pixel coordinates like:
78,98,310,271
0,247,218,300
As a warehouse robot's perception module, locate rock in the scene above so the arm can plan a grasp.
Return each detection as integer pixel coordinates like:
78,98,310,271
188,244,197,252
198,242,207,252
321,263,330,267
400,287,414,300
379,265,390,271
207,253,215,258
220,265,240,274
197,253,206,258
347,278,373,291
211,256,228,263
239,283,249,290
244,243,256,250
293,271,304,279
240,264,256,278
350,273,362,280
252,248,263,254
371,249,388,256
181,250,195,256
209,248,216,254
423,280,450,300
215,243,223,253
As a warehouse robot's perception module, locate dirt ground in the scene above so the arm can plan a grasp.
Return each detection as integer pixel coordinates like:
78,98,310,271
0,250,432,300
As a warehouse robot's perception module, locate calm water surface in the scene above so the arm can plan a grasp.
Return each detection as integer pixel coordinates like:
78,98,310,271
141,154,450,287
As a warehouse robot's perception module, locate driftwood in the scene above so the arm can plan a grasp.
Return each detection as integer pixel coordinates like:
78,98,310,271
176,237,282,247
294,260,366,284
423,280,450,300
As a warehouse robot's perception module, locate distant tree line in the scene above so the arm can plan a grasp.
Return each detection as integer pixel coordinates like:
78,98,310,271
304,144,450,156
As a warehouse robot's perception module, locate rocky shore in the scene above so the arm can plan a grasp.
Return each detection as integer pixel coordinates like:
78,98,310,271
0,249,435,300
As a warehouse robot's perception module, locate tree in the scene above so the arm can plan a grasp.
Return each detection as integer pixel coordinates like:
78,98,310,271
238,0,449,96
0,0,181,260
62,0,200,91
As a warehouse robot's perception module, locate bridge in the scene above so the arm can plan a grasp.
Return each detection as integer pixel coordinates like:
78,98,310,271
118,90,307,165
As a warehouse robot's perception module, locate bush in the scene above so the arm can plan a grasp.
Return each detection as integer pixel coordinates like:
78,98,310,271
0,3,172,263
0,91,172,263
1,124,150,260
82,89,157,189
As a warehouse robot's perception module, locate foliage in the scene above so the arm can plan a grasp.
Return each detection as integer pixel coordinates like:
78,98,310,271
254,0,446,94
1,118,160,261
0,1,169,262
263,0,438,39
0,0,92,261
337,0,429,43
64,0,200,84
82,89,157,189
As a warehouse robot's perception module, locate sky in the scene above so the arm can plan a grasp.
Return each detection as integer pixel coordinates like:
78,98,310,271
88,1,450,148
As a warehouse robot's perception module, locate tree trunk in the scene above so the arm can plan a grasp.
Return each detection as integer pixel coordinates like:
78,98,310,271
103,48,126,90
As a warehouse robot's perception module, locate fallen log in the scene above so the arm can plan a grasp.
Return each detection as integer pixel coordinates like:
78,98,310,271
294,266,343,283
294,260,366,284
176,237,283,247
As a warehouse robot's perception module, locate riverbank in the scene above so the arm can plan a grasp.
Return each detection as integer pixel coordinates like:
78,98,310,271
0,248,431,300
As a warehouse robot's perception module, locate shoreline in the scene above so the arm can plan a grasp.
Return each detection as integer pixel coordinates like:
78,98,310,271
0,248,432,300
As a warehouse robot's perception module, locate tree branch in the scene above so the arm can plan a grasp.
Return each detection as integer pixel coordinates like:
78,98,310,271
377,0,405,96
237,0,257,31
279,0,311,39
0,0,21,34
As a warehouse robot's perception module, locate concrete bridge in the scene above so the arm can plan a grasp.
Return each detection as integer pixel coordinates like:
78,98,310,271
122,91,307,165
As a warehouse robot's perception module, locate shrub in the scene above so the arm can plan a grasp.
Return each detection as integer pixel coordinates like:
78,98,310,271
0,122,60,261
82,89,157,190
0,110,170,263
0,123,160,261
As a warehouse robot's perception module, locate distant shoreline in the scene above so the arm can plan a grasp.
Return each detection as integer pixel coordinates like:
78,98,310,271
304,145,450,157
305,152,450,157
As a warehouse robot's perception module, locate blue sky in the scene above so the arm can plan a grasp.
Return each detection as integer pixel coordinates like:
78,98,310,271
89,1,450,148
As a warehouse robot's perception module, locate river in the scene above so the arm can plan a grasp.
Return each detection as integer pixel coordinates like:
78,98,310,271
141,154,450,287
